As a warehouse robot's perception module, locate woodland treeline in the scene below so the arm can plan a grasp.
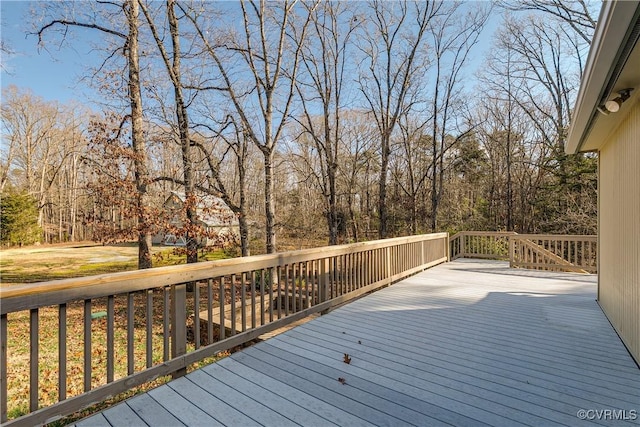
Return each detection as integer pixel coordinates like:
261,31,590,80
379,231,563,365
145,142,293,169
0,0,598,267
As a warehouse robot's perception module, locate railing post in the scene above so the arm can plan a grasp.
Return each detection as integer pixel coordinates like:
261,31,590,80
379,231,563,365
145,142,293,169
320,257,330,314
462,232,467,258
171,283,187,378
446,233,450,262
509,236,515,268
385,246,392,283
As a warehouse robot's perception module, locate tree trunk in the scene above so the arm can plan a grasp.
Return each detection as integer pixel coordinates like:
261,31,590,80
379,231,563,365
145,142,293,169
264,149,276,253
166,0,196,263
378,138,390,239
327,166,338,245
238,144,250,256
126,0,152,269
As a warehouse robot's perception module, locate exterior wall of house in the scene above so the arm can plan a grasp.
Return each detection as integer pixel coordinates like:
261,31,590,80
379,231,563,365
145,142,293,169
598,98,640,364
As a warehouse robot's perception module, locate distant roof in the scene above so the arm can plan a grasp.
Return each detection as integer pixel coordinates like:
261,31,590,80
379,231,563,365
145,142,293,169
167,191,238,227
566,1,640,154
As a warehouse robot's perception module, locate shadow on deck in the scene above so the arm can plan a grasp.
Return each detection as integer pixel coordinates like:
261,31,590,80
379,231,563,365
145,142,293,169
77,259,640,427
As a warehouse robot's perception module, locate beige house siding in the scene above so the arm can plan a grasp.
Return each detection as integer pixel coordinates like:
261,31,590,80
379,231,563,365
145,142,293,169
598,98,640,364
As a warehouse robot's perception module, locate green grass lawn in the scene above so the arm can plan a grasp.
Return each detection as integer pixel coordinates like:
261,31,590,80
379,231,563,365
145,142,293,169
1,242,234,424
0,242,231,284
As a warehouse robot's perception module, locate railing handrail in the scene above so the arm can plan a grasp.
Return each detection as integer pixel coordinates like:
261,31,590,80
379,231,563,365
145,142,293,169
513,234,596,240
450,232,596,240
450,231,518,238
0,233,447,315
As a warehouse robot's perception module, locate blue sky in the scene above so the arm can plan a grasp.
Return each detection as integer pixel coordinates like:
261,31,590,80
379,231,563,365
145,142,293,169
1,0,102,104
1,1,499,107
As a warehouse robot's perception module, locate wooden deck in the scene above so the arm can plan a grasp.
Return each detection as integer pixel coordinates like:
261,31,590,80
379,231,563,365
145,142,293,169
76,259,640,427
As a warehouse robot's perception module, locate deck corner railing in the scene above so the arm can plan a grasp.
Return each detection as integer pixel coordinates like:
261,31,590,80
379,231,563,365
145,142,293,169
450,231,597,274
0,233,448,427
449,231,516,261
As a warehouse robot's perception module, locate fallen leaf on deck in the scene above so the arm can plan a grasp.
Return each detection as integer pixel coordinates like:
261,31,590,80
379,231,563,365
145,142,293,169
343,353,351,364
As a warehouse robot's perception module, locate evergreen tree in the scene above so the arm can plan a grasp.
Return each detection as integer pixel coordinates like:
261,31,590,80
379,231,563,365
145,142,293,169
0,192,41,246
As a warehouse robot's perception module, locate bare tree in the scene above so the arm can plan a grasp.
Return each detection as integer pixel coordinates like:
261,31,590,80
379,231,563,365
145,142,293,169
0,40,13,73
357,0,440,238
338,110,378,241
394,114,432,234
495,14,596,232
182,0,314,253
292,1,359,245
37,0,154,267
426,3,489,232
191,117,253,257
0,87,22,193
498,0,597,45
139,0,200,263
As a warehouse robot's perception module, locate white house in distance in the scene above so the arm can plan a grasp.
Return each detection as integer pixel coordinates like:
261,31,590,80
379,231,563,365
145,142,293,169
152,191,239,247
567,1,640,365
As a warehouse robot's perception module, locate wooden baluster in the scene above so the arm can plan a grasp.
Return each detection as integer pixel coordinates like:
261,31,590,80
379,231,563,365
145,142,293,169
230,275,236,335
284,266,290,316
163,288,170,361
58,304,67,401
147,290,153,366
251,271,257,330
320,258,330,314
219,277,226,340
207,279,213,345
277,267,282,319
82,301,93,393
350,254,354,290
268,268,274,323
127,293,134,376
31,308,40,411
107,296,115,381
260,270,266,326
241,273,247,331
194,282,201,349
171,282,187,378
305,261,310,308
292,263,297,313
1,313,7,423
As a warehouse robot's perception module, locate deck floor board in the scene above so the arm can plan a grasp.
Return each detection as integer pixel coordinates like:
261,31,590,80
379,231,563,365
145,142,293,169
76,259,640,427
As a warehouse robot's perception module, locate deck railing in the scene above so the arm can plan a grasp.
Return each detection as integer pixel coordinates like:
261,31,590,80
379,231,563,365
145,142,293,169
510,234,597,273
0,233,448,426
449,231,516,260
450,231,597,273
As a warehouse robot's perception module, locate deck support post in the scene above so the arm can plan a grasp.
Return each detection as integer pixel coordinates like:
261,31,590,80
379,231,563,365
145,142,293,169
446,233,450,262
509,236,515,268
385,247,392,284
320,258,330,314
171,283,187,378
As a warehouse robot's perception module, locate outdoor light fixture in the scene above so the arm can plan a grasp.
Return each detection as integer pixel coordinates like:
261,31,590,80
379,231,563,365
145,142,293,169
598,88,634,115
